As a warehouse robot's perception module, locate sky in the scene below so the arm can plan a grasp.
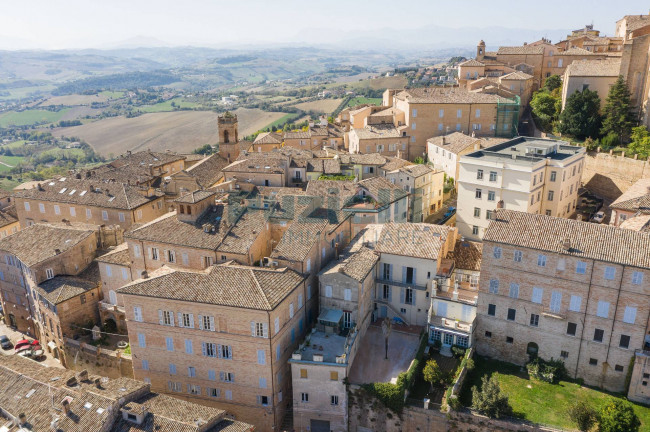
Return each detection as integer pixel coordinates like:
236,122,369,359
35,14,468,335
0,0,648,50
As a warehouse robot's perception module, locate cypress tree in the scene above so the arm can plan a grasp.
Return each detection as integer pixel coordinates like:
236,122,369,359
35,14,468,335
601,75,635,144
558,89,601,139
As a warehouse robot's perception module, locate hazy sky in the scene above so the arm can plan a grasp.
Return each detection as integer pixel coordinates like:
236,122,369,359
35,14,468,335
1,0,648,50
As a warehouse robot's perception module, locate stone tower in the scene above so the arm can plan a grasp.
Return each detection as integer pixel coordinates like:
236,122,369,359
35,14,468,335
217,112,239,161
477,40,486,61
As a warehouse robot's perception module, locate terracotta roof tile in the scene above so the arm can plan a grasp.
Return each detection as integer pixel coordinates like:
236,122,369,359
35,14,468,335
376,223,451,260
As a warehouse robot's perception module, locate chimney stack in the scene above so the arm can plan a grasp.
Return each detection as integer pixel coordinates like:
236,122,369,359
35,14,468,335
18,413,27,426
496,200,504,209
61,398,71,415
77,370,88,382
94,378,102,389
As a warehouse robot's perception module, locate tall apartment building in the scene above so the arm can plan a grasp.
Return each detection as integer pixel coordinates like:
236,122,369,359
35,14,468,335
118,262,308,432
383,87,520,159
476,210,650,392
384,163,444,222
456,137,585,240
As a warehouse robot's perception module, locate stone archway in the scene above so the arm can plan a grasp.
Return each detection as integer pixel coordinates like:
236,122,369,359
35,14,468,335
7,314,15,328
103,318,117,333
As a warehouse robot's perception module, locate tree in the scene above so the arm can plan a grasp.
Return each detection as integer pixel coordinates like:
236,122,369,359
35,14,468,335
530,90,560,132
600,76,635,145
558,89,602,139
423,359,445,390
543,74,562,93
471,375,513,419
413,156,425,164
598,399,640,432
628,126,650,159
567,400,597,432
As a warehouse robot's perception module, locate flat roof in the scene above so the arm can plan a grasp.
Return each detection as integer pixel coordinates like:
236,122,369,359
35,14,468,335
462,136,584,165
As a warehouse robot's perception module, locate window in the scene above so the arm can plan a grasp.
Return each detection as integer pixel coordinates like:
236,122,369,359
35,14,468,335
576,261,587,274
207,388,220,398
405,288,413,305
589,358,598,366
511,251,522,263
507,308,516,321
325,285,332,298
477,169,484,180
620,335,630,349
487,304,496,316
168,381,181,392
220,345,233,359
439,109,444,118
474,207,481,218
604,266,616,280
557,258,565,271
530,314,539,327
508,283,519,299
300,368,308,379
343,288,352,301
561,351,569,359
537,255,547,267
187,366,196,378
151,248,159,261
101,210,108,221
632,271,644,285
160,310,174,326
38,203,45,213
221,372,234,383
257,349,266,365
166,250,176,263
306,259,311,272
457,109,462,118
252,322,267,338
258,395,269,406
298,293,303,308
489,171,497,182
330,371,339,381
301,393,309,403
412,109,417,117
133,307,143,322
615,364,624,372
472,226,479,235
475,189,482,199
201,315,215,331
623,306,637,324
488,279,499,294
549,291,562,313
596,301,610,318
46,268,54,279
203,343,216,357
166,337,174,352
569,295,582,312
137,333,146,348
506,336,513,344
487,190,495,201
485,331,492,338
54,205,61,215
289,303,294,319
567,322,577,336
531,287,543,304
593,328,604,343
24,202,30,211
547,191,554,201
331,395,339,405
486,210,494,220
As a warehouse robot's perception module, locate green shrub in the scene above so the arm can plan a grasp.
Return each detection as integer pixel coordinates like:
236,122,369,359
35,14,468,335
471,375,513,419
362,382,404,413
600,132,619,149
451,346,467,358
526,357,567,384
567,400,596,432
598,399,640,432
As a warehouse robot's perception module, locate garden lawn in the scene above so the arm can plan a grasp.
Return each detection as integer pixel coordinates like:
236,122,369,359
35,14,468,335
460,356,650,431
0,109,69,127
346,97,383,108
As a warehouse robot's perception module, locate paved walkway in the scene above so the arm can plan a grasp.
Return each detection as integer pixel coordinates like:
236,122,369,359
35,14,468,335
0,319,64,369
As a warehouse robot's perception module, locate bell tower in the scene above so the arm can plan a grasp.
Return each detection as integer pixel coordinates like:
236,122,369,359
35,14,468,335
477,40,486,61
218,112,239,161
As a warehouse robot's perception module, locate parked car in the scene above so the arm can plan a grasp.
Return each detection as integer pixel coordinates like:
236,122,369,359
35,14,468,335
0,335,11,349
591,211,605,223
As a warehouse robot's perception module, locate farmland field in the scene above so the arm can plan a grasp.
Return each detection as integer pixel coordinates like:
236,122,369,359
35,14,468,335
0,108,70,127
137,97,201,113
293,98,344,113
43,92,121,106
0,155,25,172
52,108,286,156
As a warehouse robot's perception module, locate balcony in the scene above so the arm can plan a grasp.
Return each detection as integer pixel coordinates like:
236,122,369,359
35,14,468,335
375,277,428,291
433,286,478,305
428,313,474,335
99,301,125,314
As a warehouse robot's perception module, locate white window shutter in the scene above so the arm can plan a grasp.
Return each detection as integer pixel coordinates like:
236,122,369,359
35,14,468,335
251,321,256,337
219,372,224,381
158,309,163,325
198,315,204,330
189,314,194,329
177,313,183,328
148,248,152,259
217,344,222,359
202,343,207,356
169,313,174,326
263,322,269,338
163,250,168,262
209,316,215,332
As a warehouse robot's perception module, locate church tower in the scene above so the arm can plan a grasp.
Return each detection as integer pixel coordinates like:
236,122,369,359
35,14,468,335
217,112,239,161
477,40,486,61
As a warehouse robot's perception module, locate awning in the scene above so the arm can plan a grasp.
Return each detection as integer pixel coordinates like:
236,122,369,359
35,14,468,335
429,325,469,338
318,308,343,325
47,341,57,350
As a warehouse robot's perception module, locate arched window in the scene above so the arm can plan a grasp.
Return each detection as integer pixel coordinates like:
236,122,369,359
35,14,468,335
224,130,230,143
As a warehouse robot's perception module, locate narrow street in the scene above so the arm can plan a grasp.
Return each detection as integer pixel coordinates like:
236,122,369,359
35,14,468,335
0,319,64,369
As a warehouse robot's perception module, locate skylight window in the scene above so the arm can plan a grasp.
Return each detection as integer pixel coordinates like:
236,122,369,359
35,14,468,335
59,188,67,194
79,191,87,196
69,189,76,195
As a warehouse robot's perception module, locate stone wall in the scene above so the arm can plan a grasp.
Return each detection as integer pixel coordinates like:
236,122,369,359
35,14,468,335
582,151,650,201
63,338,133,379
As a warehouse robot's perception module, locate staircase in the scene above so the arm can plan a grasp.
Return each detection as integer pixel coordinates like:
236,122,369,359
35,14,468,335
439,345,453,357
375,298,411,325
280,402,294,432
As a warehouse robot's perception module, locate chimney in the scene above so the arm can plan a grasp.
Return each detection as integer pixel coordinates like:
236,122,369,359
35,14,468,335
77,370,88,382
442,135,446,145
61,397,71,415
18,413,27,426
94,378,102,389
496,200,504,209
89,185,95,193
141,270,149,279
562,238,571,251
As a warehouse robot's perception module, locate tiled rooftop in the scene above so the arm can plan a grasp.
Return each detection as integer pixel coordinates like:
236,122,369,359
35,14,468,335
376,223,451,260
351,125,404,139
36,275,98,304
183,153,229,187
358,176,408,207
448,239,482,271
0,223,96,267
610,178,650,213
119,263,305,310
396,87,512,104
485,210,650,269
565,58,621,76
427,132,481,155
96,243,131,266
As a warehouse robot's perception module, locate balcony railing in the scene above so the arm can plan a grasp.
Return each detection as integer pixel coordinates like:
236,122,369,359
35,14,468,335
375,277,428,291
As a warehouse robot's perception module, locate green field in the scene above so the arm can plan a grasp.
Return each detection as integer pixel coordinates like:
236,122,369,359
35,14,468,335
0,177,20,191
98,90,125,99
460,356,650,431
1,140,27,149
262,113,301,131
0,155,25,172
0,109,69,127
40,148,85,159
137,97,200,113
345,97,383,108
